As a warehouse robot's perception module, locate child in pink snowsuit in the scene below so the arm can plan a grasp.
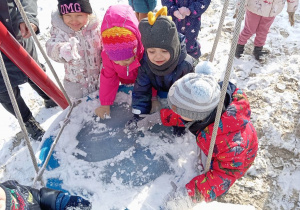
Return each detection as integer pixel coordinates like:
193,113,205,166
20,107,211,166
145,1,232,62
95,5,159,119
235,0,299,61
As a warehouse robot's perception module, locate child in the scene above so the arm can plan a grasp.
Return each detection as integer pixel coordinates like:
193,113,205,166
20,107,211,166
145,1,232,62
235,0,299,61
130,7,196,136
161,0,211,60
128,0,157,22
46,0,102,100
160,62,258,201
0,180,91,209
94,4,149,119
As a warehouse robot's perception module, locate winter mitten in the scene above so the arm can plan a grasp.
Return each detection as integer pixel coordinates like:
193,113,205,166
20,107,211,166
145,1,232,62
178,7,191,16
55,193,91,210
95,105,110,119
172,126,186,137
174,10,185,19
126,114,143,130
150,98,161,113
288,12,295,26
59,37,81,62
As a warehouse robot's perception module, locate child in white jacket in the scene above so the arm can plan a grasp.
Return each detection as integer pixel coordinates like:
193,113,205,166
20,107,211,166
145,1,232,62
46,0,102,99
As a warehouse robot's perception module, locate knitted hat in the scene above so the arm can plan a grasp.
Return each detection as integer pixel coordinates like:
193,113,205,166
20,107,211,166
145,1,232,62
139,7,180,76
167,62,221,121
58,0,92,15
102,27,138,61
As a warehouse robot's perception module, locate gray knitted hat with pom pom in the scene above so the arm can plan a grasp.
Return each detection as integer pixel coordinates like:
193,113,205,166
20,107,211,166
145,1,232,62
167,61,221,121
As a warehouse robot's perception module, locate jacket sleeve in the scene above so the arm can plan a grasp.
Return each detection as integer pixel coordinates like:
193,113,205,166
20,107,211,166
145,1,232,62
99,53,120,106
18,0,40,34
161,0,179,16
287,0,299,12
160,109,185,127
132,65,152,114
188,0,211,18
45,25,70,63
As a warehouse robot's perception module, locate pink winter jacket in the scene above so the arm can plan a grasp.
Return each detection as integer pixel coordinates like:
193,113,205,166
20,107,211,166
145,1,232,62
237,0,299,17
46,11,102,99
99,5,144,106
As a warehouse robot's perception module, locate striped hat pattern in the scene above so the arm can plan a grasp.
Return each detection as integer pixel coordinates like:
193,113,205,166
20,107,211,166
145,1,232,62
102,27,138,61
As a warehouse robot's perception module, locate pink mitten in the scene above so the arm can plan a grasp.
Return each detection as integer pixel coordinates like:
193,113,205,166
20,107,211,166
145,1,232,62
174,10,185,19
178,7,191,16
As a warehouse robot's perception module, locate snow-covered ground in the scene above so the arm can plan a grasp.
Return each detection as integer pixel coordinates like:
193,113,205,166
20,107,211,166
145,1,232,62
0,0,300,209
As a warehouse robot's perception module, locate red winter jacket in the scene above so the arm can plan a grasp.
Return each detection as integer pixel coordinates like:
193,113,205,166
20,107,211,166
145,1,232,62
160,86,258,201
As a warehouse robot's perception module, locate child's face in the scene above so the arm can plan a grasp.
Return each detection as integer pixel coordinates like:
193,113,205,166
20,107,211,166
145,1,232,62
62,12,89,31
146,48,170,66
113,56,135,66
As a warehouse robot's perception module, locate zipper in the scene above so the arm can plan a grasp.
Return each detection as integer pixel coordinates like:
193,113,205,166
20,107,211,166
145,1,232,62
127,66,129,76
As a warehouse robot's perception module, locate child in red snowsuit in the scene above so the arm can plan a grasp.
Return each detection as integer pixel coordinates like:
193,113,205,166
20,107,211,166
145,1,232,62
160,62,258,202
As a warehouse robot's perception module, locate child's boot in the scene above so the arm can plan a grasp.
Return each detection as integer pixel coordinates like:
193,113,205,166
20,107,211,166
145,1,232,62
235,44,245,58
253,46,268,61
24,116,45,141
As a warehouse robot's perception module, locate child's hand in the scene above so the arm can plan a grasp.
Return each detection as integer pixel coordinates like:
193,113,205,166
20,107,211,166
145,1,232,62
150,98,161,113
95,105,110,119
59,37,81,62
178,7,191,16
174,10,185,19
288,12,295,26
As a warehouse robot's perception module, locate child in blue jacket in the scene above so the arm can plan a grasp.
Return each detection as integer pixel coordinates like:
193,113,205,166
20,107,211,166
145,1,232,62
161,0,211,59
129,7,196,136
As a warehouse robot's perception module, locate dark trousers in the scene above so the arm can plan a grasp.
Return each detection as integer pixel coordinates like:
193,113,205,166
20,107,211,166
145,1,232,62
0,79,50,122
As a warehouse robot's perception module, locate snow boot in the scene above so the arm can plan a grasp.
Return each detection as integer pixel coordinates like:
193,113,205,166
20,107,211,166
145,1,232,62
253,46,268,61
235,44,245,58
44,98,58,108
24,116,45,141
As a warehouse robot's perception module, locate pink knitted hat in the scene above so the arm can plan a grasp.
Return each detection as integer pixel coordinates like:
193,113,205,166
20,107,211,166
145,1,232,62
102,27,138,61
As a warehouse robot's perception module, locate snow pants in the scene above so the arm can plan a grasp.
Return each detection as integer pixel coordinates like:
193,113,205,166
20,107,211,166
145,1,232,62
238,10,275,47
0,79,50,123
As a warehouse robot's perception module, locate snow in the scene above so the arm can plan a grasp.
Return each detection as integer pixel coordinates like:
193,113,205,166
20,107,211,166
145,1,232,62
1,0,300,209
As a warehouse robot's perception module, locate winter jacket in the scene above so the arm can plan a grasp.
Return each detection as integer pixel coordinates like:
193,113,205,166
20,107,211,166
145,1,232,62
132,33,195,115
46,11,102,99
161,0,211,59
128,0,157,13
99,5,144,106
0,180,60,210
0,0,40,93
160,82,258,201
237,0,299,17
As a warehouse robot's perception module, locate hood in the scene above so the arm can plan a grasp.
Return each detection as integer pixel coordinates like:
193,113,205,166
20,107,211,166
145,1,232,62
101,4,144,60
51,10,100,33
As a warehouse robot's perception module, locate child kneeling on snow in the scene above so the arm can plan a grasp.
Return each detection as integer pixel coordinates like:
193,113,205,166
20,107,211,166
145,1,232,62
0,180,91,209
160,62,258,201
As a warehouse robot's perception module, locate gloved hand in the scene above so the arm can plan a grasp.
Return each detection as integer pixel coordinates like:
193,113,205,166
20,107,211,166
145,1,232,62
150,98,161,113
95,105,110,119
56,193,92,210
172,126,186,137
126,114,143,130
178,7,191,16
60,37,81,62
288,12,295,26
174,10,185,19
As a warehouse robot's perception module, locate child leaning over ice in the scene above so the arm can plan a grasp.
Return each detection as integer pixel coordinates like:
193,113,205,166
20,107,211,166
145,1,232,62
128,7,196,136
160,62,258,202
94,4,158,119
46,0,102,100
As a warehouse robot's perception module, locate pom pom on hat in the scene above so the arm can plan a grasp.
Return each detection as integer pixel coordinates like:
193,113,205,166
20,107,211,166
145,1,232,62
102,27,138,61
168,71,220,121
195,61,214,75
